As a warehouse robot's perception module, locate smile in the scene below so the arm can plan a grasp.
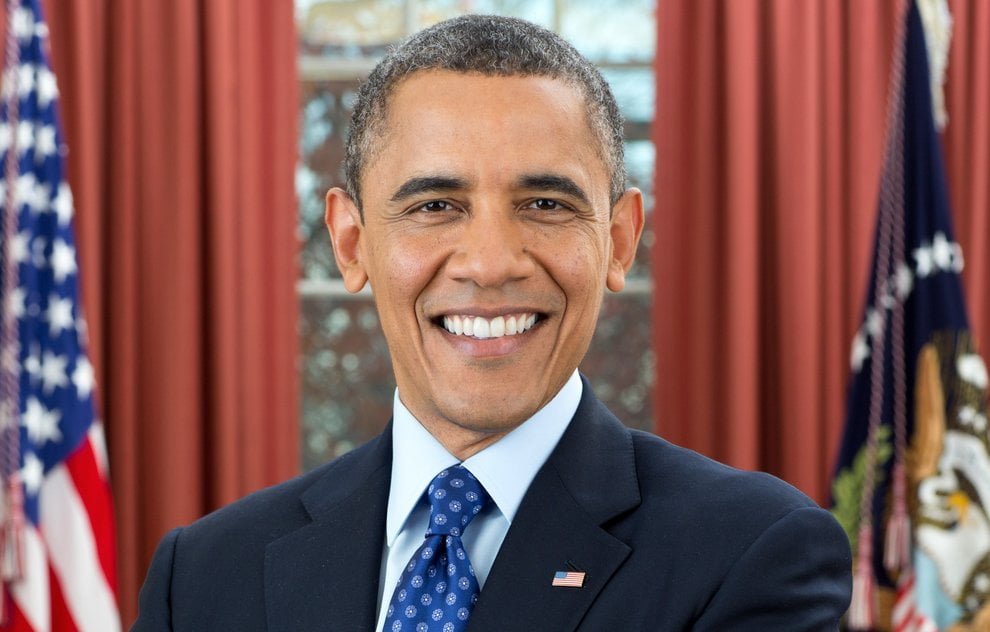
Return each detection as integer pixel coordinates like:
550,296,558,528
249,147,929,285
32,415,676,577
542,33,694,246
440,313,539,339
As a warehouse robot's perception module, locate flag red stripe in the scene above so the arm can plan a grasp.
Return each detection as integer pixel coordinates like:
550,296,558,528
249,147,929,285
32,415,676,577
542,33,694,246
48,563,79,632
63,439,118,593
4,595,37,632
894,607,914,632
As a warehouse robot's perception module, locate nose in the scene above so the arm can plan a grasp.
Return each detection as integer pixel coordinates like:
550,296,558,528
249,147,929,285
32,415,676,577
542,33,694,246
446,207,535,288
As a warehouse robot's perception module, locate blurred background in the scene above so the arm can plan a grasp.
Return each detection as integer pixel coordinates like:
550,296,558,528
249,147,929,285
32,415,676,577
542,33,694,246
4,0,988,627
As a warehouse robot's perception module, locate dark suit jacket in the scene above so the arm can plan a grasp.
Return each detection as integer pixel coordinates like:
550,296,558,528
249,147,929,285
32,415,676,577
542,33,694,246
132,380,852,631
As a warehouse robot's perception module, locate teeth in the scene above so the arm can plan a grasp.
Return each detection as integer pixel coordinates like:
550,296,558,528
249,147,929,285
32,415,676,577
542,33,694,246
441,312,539,339
474,318,491,339
490,316,505,337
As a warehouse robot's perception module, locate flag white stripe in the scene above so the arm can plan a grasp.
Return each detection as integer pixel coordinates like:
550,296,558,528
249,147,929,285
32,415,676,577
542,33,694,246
892,571,939,632
9,524,50,632
88,421,110,478
891,595,913,621
40,463,121,632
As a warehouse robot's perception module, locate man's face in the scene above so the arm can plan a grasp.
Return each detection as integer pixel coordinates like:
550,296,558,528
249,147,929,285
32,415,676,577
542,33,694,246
327,71,642,455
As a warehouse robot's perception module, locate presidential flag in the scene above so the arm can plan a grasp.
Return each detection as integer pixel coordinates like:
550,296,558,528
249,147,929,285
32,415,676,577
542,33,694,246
0,1,121,630
830,1,990,630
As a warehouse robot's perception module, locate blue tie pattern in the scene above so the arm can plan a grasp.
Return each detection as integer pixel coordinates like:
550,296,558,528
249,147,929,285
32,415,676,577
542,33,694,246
383,465,490,632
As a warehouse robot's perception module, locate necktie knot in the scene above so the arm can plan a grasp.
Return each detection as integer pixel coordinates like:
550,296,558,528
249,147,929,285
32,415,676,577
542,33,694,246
426,465,488,537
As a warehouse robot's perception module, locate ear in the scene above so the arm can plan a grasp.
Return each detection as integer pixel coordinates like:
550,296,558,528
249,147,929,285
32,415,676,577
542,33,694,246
606,188,645,293
325,187,369,293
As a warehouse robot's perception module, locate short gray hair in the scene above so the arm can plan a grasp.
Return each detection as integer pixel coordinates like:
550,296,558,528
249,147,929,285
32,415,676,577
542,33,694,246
344,14,626,212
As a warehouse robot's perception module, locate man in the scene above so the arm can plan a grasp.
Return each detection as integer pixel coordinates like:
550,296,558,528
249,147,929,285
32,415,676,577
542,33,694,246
133,15,851,631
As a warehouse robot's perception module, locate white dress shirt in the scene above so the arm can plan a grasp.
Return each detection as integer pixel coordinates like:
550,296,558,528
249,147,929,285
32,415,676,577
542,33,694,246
374,370,582,631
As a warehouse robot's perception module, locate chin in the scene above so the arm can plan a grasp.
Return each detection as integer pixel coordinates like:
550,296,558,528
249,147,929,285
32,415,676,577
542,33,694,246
439,395,540,435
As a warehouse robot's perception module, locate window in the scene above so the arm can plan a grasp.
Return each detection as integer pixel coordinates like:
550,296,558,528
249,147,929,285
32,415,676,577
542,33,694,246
296,0,656,470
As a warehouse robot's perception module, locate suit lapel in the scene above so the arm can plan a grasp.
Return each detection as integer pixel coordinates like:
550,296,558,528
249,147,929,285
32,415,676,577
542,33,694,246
469,380,641,631
264,427,392,632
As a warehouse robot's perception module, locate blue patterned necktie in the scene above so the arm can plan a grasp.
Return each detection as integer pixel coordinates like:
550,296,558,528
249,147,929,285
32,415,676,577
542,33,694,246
382,465,490,632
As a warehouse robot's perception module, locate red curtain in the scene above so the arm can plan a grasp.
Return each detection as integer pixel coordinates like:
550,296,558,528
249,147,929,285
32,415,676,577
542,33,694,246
944,0,990,338
654,0,989,506
43,0,299,623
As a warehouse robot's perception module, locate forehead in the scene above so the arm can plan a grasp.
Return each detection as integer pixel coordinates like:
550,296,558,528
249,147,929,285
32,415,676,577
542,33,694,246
364,71,609,198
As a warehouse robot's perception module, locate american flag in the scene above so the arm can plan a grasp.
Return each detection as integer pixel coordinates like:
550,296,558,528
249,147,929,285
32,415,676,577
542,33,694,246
551,571,585,588
0,1,120,630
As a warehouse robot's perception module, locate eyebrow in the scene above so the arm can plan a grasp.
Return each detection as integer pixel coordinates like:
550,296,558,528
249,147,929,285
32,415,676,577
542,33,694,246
387,172,592,206
389,175,470,202
515,173,590,206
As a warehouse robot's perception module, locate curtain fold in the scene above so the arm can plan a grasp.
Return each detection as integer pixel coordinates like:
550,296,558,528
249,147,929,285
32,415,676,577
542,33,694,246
43,0,299,623
654,0,988,505
944,0,990,345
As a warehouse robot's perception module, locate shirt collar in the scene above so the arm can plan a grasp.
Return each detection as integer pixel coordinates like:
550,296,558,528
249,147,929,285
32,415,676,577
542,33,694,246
386,370,582,546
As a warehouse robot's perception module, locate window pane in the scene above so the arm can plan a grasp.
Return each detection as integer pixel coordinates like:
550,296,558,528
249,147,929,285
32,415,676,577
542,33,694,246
625,140,654,279
559,0,655,63
299,0,406,58
298,80,359,280
301,295,395,470
602,67,655,125
581,293,654,432
414,0,554,29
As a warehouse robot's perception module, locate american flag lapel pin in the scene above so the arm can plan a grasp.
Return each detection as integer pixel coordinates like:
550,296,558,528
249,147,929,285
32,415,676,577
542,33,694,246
551,562,586,588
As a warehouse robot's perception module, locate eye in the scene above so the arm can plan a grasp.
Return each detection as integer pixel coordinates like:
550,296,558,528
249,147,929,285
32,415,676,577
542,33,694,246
526,198,567,212
416,200,455,213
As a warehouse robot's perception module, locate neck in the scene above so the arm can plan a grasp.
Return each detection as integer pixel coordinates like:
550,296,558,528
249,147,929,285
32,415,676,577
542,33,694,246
418,418,512,461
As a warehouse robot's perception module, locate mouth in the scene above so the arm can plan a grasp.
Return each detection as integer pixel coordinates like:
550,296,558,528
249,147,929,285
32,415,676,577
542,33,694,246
433,312,544,340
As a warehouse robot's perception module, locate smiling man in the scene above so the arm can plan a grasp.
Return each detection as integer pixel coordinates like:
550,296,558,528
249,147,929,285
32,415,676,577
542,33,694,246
328,68,634,460
132,15,851,632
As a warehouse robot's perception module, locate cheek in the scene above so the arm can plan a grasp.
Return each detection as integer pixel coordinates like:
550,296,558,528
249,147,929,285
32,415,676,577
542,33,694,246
541,230,610,289
366,234,445,310
544,250,608,326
